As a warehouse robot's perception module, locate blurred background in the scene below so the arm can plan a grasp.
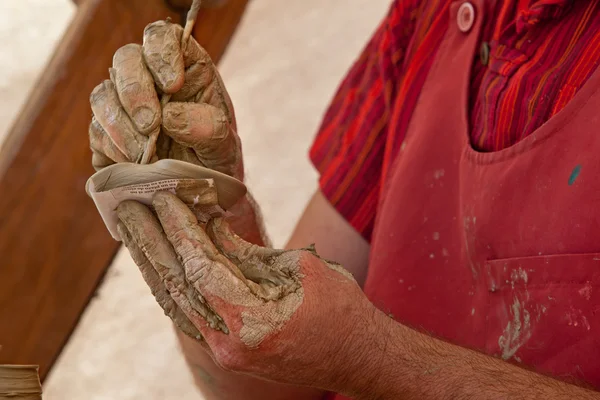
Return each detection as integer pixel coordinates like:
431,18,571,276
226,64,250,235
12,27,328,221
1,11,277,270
0,0,389,398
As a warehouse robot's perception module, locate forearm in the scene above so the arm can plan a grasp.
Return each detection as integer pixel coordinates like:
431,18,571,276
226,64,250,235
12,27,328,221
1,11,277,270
339,308,599,399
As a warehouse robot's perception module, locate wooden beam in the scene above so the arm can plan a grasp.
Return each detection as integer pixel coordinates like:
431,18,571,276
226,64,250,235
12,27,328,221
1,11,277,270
191,0,248,62
0,0,247,381
75,1,231,9
166,0,231,10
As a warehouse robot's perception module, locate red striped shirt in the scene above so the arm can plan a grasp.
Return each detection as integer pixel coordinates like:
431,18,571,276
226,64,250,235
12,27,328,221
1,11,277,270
310,0,600,241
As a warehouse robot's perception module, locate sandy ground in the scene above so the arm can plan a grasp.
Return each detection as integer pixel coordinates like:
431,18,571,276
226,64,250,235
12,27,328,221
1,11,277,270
0,0,390,398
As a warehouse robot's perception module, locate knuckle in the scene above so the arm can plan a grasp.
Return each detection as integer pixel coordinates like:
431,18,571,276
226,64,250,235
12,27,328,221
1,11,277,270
89,117,104,135
143,20,167,37
89,80,108,103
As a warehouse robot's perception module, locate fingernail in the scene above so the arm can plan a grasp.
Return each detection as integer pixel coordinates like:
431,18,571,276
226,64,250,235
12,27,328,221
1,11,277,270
132,107,155,130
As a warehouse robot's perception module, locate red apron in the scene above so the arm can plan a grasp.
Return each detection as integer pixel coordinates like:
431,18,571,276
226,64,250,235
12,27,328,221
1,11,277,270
336,0,600,397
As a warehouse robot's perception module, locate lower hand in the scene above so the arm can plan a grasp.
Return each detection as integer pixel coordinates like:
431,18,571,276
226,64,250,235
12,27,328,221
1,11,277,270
117,190,376,390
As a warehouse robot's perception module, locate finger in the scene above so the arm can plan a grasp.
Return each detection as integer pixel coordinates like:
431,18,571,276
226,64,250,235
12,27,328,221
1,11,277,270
142,21,185,94
170,36,215,102
162,102,239,176
176,38,235,128
152,192,259,306
91,150,114,171
205,218,272,262
196,70,235,127
118,221,202,340
117,200,227,332
88,118,129,164
90,80,147,162
111,44,161,134
179,37,233,122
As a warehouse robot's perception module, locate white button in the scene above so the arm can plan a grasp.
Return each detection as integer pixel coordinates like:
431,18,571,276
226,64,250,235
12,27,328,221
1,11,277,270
457,2,475,33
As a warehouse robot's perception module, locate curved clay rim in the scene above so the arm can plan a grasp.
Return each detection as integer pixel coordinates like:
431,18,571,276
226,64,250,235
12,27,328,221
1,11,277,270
86,159,247,210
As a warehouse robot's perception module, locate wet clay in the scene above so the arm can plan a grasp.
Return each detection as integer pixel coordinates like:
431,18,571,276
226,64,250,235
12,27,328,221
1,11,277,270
204,223,306,348
207,219,302,301
89,5,240,177
117,200,228,334
235,250,306,348
0,365,42,400
118,221,202,339
90,80,148,163
206,220,355,347
240,288,304,348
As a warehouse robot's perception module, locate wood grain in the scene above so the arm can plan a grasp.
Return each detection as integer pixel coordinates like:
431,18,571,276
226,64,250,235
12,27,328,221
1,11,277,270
192,0,248,62
0,0,247,381
166,0,230,10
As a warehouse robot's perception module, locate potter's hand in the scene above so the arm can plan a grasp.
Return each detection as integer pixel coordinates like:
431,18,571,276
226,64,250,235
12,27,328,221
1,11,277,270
117,191,373,389
89,20,241,179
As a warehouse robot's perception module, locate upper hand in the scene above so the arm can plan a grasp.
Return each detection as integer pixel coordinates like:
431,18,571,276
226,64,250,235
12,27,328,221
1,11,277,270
116,191,376,390
88,20,242,180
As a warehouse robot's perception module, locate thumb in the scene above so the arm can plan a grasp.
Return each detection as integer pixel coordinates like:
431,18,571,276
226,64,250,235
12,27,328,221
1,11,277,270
206,218,281,264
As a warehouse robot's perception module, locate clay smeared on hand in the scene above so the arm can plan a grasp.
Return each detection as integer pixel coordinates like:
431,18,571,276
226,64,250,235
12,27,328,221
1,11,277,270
117,197,228,335
111,44,162,134
89,5,241,180
117,190,357,347
90,80,149,163
86,0,358,347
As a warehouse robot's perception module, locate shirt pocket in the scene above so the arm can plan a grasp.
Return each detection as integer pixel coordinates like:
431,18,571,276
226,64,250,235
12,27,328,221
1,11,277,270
481,254,600,386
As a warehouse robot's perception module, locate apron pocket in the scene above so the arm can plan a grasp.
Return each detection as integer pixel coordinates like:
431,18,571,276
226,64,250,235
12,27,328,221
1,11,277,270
481,254,600,385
